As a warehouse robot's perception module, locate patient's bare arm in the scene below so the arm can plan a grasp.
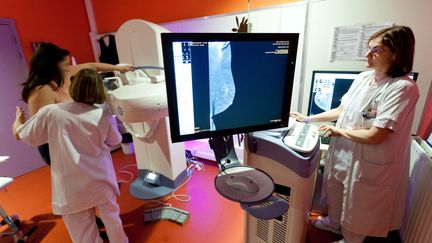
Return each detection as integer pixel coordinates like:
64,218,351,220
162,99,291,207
12,106,26,140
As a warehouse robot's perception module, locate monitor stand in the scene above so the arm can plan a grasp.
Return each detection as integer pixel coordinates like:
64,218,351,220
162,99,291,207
208,136,242,170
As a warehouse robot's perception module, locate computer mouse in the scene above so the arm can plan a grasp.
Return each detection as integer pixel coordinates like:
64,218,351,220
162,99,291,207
225,175,259,193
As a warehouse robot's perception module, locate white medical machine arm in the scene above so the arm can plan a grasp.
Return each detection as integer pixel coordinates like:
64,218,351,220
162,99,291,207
113,66,165,85
134,66,165,83
106,19,188,200
123,119,161,143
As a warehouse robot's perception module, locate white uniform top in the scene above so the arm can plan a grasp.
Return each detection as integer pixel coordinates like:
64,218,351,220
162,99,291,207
324,71,419,236
18,102,121,215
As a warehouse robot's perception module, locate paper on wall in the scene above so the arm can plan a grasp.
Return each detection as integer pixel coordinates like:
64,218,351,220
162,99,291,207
331,21,393,62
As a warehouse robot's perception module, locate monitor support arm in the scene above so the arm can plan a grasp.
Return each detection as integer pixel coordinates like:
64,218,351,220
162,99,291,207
208,136,242,171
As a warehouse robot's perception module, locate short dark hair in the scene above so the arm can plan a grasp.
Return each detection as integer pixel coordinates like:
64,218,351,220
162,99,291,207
369,26,415,78
22,42,70,102
70,69,106,105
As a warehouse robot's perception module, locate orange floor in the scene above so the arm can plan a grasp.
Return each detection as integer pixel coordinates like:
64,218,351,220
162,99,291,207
0,150,341,243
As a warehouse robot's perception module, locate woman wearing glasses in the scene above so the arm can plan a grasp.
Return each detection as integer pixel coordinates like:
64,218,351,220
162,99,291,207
291,26,419,242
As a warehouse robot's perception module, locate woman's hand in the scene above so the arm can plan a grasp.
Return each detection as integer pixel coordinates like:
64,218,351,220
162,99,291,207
13,106,26,140
232,16,249,33
290,111,308,122
318,124,341,137
15,106,25,123
116,64,133,73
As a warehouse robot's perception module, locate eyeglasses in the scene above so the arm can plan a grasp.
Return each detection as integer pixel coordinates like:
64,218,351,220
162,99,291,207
366,45,383,55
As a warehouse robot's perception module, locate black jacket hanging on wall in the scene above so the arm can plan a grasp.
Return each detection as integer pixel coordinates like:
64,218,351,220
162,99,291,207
98,34,119,64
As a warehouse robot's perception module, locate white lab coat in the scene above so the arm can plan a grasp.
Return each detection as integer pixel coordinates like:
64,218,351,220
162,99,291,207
323,71,419,237
18,102,121,215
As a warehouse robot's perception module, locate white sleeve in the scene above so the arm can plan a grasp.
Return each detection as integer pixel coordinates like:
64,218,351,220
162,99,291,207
373,81,419,132
17,106,50,146
105,113,122,146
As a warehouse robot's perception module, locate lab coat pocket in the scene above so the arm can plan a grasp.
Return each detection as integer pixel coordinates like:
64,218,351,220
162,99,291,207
357,143,394,186
361,143,392,165
354,160,394,186
361,117,375,129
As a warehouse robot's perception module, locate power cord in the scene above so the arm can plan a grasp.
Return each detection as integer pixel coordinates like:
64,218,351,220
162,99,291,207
146,157,205,209
117,163,137,184
116,151,204,208
146,166,193,208
186,150,205,172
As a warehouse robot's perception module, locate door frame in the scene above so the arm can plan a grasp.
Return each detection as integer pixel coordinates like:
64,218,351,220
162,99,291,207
0,18,45,177
0,18,28,73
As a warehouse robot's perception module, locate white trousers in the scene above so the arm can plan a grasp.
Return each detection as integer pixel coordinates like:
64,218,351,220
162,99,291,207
325,175,366,243
62,196,128,243
324,174,344,229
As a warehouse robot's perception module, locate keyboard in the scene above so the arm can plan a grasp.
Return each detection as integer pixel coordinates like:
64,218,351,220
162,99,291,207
283,122,319,153
320,136,332,145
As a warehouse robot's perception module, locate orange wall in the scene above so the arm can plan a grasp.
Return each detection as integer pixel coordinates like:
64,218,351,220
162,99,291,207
0,0,94,63
93,0,300,33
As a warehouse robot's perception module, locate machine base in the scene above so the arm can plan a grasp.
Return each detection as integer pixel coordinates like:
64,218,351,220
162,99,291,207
130,168,189,200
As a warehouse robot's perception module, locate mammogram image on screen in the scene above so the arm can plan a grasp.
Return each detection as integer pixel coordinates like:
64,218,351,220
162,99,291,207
308,74,356,116
208,42,235,130
313,78,335,112
174,40,290,135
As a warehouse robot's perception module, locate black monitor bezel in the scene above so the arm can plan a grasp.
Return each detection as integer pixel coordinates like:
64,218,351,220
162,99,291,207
162,33,299,143
410,72,419,81
427,132,432,148
307,70,361,116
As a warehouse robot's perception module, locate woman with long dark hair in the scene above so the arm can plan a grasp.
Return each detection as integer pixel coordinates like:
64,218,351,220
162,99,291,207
21,42,131,165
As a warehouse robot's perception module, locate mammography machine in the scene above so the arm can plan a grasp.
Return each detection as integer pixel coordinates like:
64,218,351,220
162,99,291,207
107,19,320,242
161,33,320,243
104,20,189,200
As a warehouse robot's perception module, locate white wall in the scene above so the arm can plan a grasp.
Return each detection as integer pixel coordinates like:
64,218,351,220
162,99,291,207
162,0,432,133
161,2,307,112
160,3,308,161
303,0,432,132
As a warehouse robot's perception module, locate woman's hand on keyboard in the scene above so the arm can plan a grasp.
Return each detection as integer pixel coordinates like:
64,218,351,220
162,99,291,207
318,124,341,137
290,112,308,122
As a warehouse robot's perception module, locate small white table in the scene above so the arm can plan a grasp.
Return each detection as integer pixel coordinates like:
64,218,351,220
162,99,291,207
0,156,10,163
0,156,13,190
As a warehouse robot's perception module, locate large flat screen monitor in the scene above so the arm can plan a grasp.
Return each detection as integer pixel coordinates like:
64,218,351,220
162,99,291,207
162,33,299,142
307,71,419,116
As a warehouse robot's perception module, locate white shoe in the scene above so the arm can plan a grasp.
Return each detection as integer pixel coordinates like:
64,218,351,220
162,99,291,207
312,216,342,235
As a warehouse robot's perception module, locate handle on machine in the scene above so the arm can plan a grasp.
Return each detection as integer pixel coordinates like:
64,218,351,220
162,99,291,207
240,195,289,220
132,65,165,71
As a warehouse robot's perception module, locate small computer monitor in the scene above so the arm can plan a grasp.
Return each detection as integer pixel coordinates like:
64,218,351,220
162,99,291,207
307,71,360,116
409,72,418,81
162,33,299,142
307,70,419,116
